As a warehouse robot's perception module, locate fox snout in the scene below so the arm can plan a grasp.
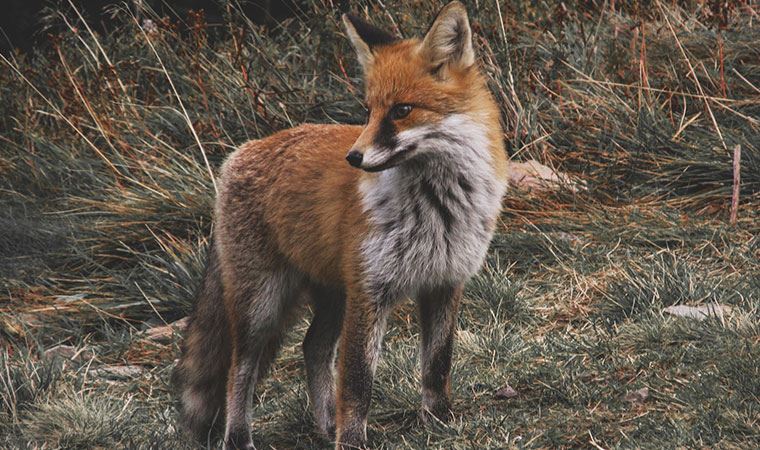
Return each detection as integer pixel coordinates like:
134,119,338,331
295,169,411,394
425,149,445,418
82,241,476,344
346,141,421,172
345,149,363,167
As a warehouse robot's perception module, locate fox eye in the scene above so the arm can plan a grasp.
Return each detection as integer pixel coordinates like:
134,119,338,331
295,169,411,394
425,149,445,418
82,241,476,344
389,104,413,120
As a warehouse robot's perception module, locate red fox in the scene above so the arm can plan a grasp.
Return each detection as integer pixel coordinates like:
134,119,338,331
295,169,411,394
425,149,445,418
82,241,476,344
173,2,508,448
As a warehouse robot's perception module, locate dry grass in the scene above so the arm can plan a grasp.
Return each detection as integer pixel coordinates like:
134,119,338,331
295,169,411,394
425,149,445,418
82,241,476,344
1,1,759,448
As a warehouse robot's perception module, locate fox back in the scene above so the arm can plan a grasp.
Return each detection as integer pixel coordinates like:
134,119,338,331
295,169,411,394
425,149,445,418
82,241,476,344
173,3,508,449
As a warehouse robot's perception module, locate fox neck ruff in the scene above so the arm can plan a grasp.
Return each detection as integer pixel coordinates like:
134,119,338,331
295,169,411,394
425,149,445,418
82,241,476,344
358,114,507,301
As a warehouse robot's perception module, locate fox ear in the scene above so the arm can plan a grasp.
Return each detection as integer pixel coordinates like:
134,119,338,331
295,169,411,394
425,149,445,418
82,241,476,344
342,14,398,72
421,1,475,72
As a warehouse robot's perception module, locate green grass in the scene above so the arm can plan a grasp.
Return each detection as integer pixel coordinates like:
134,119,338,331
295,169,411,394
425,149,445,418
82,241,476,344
1,0,759,448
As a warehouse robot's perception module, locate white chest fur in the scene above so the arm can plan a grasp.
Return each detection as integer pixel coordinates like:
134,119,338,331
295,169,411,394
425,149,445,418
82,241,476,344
359,115,506,300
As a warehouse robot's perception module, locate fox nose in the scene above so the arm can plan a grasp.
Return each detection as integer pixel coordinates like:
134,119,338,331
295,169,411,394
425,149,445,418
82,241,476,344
346,150,363,168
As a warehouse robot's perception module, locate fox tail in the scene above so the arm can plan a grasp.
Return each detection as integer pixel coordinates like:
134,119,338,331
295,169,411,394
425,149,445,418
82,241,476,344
173,241,230,442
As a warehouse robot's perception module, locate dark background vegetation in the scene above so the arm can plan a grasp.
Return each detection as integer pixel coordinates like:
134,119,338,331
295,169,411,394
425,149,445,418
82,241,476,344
1,0,304,54
1,0,758,448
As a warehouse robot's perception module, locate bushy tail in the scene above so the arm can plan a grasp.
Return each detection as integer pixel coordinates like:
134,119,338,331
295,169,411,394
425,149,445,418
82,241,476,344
173,241,231,442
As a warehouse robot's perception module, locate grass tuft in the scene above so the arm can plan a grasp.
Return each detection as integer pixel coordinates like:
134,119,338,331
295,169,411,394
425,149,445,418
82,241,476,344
1,0,758,448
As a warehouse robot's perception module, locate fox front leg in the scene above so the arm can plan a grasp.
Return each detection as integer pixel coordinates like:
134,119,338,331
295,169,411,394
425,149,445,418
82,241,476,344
334,290,392,449
417,284,463,422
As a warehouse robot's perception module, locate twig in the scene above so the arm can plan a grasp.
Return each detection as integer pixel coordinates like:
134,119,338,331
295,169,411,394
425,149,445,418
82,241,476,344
730,144,741,225
717,34,727,98
588,430,609,450
732,68,760,95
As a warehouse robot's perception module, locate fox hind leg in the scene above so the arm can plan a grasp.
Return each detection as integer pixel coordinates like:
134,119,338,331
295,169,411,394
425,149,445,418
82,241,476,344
303,283,345,439
223,267,304,449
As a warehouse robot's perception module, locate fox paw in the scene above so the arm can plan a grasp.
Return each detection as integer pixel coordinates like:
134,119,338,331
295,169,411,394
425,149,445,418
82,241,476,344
319,420,336,441
421,399,454,424
335,427,367,450
223,431,255,450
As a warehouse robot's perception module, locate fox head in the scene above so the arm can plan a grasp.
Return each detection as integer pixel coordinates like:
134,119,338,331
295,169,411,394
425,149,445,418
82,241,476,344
342,1,501,172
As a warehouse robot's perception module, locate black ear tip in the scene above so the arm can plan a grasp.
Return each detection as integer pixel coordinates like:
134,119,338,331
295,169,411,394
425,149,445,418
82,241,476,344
343,13,359,27
343,12,398,47
344,13,375,32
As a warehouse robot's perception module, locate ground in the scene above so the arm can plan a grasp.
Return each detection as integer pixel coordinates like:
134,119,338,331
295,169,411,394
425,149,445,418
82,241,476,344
1,1,758,449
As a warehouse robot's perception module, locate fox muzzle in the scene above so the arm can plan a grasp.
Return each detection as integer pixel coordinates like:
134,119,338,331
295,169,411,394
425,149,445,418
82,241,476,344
346,150,364,167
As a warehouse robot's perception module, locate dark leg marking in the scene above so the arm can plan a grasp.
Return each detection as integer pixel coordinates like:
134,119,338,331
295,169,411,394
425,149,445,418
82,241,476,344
417,284,463,423
303,284,345,439
336,300,392,449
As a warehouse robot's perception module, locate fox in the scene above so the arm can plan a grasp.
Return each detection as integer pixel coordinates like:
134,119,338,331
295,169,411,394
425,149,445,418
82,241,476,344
173,2,508,449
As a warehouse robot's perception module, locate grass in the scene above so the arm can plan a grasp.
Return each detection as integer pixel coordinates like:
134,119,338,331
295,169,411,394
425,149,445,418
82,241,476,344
1,0,759,448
